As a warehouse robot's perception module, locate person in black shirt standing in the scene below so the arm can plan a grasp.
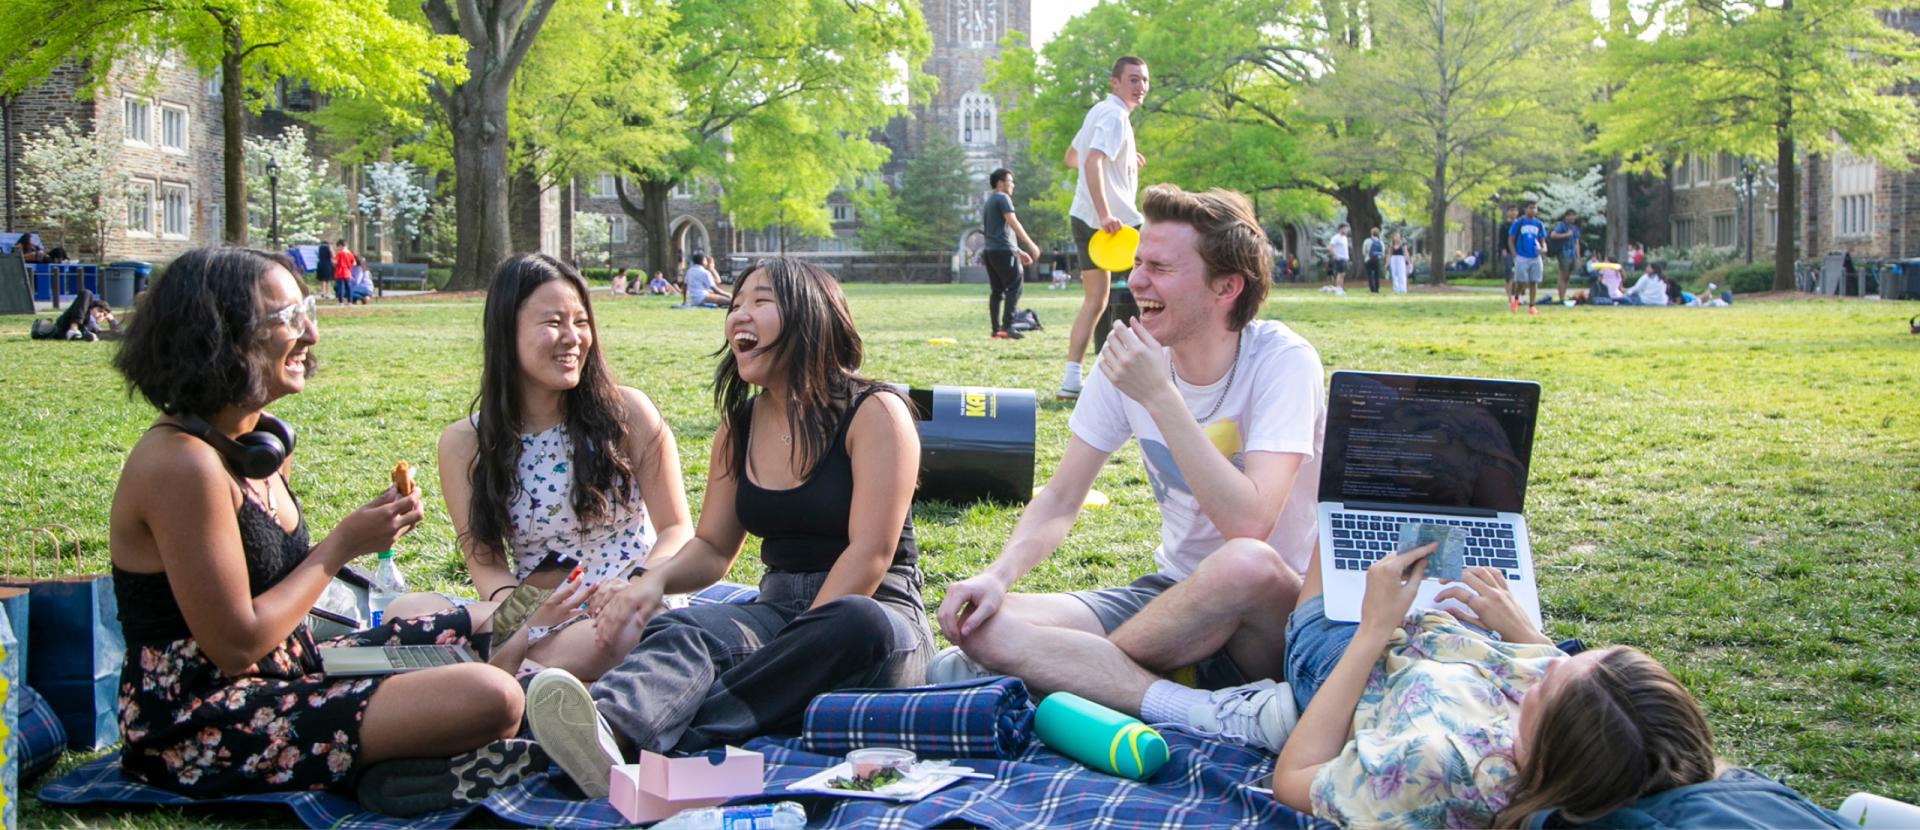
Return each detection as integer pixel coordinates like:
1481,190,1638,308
981,167,1043,339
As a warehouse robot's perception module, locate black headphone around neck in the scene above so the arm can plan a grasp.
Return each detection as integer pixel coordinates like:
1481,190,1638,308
175,412,296,480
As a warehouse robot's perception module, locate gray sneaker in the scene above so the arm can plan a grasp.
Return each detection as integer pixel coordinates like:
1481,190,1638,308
526,668,624,799
925,645,997,684
1182,679,1299,754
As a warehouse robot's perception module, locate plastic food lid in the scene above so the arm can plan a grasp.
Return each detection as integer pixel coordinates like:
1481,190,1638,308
1087,226,1140,272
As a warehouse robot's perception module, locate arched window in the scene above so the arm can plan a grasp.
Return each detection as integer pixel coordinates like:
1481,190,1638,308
958,92,996,146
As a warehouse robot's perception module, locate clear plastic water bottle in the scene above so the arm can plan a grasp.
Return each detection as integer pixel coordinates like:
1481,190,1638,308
651,801,807,830
369,550,406,627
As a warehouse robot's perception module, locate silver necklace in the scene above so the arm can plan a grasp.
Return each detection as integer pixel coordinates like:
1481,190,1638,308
1169,331,1243,423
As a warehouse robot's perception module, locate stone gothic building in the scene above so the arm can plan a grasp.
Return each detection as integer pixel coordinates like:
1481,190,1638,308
572,0,1031,278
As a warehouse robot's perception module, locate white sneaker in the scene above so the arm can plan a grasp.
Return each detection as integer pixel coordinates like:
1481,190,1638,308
925,645,997,684
1183,679,1299,754
1334,287,1346,296
526,668,624,799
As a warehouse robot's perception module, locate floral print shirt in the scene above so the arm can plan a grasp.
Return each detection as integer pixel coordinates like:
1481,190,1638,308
1309,611,1566,829
504,421,655,584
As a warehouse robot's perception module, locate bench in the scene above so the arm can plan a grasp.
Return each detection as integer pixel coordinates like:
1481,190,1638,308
367,262,430,291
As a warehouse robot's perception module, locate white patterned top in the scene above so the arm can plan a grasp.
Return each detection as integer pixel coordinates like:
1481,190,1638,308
501,421,655,584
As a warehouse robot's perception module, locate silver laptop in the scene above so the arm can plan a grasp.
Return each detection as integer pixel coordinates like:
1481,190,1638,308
1315,371,1544,629
322,644,479,677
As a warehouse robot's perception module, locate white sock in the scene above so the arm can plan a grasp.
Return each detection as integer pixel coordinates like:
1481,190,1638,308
1062,362,1082,388
1140,679,1211,725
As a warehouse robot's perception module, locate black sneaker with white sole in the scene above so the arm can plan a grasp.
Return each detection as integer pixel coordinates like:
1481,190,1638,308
356,738,548,817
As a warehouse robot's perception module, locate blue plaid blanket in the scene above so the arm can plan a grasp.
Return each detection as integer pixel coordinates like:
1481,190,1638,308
42,728,1330,829
802,676,1035,760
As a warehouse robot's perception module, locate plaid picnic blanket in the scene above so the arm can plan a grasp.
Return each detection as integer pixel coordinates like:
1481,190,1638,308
753,727,1334,829
801,676,1035,760
42,726,1329,829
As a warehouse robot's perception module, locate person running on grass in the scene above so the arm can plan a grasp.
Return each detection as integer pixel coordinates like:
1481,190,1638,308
934,185,1325,755
981,167,1043,340
1058,56,1150,400
1508,203,1547,314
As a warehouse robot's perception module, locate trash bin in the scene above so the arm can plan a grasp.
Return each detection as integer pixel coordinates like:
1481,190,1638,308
102,266,135,308
1092,280,1140,355
1887,260,1920,300
894,385,1036,504
110,261,152,296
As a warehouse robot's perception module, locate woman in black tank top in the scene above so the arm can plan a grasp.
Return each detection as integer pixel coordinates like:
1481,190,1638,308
106,247,535,813
526,258,935,796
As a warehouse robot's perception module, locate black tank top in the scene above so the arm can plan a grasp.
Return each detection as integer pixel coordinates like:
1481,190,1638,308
114,431,311,646
735,386,918,573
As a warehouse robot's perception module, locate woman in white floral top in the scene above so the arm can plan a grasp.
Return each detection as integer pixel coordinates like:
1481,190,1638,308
1270,544,1765,828
417,254,694,682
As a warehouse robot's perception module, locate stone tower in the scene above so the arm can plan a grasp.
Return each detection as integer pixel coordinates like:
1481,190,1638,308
911,0,1032,193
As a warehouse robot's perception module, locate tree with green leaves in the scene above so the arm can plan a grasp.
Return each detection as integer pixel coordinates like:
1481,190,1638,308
601,0,931,276
1591,0,1920,290
852,128,973,253
0,0,464,244
420,0,558,290
720,101,887,251
1308,0,1589,283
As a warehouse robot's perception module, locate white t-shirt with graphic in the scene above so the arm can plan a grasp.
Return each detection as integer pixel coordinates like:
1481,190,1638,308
1068,320,1326,579
1068,94,1142,228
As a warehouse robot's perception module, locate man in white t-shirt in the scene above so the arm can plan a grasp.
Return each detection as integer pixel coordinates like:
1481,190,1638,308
1058,56,1150,401
1324,224,1350,296
936,184,1325,754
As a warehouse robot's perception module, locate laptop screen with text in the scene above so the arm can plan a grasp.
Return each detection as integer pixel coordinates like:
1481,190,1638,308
1318,372,1539,513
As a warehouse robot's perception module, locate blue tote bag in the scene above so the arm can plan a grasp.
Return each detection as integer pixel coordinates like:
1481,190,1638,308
2,527,123,751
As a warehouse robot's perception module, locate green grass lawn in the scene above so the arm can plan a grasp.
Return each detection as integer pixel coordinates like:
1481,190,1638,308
3,283,1917,825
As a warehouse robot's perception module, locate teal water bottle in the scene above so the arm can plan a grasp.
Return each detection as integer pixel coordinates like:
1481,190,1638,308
1034,692,1169,780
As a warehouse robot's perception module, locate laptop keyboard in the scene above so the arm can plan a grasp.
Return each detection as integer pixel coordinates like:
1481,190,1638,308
1329,513,1522,579
384,646,466,670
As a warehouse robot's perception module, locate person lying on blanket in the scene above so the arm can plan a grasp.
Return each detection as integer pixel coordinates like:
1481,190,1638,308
107,246,537,815
385,253,694,682
524,257,936,799
935,184,1325,754
1269,544,1851,829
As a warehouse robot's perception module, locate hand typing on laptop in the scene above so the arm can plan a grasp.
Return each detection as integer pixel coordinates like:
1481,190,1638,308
1434,568,1553,645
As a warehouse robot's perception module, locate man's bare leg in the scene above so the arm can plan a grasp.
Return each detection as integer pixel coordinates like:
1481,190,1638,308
1066,268,1111,366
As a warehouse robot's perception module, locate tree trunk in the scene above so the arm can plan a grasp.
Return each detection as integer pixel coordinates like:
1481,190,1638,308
507,166,541,254
221,23,247,244
1331,181,1382,273
1605,156,1629,262
1773,130,1797,291
1427,160,1450,286
445,81,513,290
639,179,674,277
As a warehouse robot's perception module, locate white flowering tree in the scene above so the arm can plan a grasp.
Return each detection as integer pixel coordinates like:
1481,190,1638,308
357,160,431,255
1531,166,1608,228
16,118,124,260
245,127,346,244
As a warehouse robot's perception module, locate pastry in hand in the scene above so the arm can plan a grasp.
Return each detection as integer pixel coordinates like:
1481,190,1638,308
391,460,415,496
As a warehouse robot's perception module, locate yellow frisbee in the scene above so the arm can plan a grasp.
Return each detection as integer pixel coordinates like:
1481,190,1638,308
926,337,957,345
1087,226,1140,273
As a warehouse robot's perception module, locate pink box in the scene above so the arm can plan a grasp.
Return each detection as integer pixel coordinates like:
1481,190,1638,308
608,746,765,823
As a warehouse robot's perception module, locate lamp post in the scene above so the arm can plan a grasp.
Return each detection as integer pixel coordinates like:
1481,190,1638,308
606,215,615,271
1740,158,1756,265
266,156,281,250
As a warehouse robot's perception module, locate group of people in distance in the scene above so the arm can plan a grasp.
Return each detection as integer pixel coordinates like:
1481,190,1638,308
608,268,677,297
98,52,1844,830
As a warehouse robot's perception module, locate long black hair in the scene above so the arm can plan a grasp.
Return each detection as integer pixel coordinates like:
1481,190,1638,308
713,257,885,480
464,254,635,563
114,246,312,416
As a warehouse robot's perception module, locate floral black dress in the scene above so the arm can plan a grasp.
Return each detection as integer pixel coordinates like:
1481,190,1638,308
114,492,475,796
